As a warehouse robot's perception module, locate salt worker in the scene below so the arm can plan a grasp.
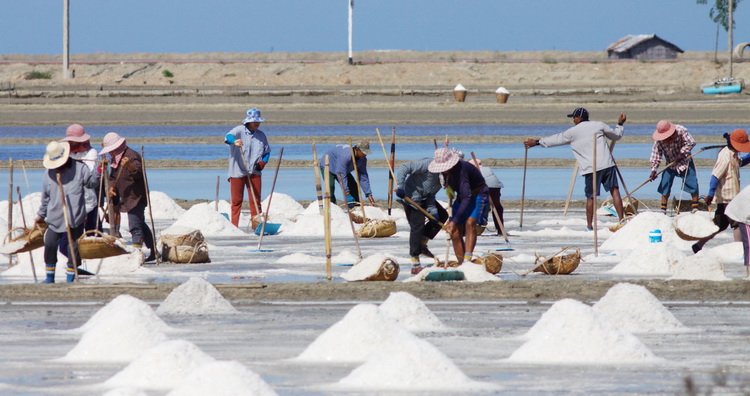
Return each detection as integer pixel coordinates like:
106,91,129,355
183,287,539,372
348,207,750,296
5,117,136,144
428,147,489,264
100,132,156,262
648,120,700,214
224,108,271,227
692,129,750,253
36,141,100,283
524,107,627,231
320,141,376,207
395,158,449,274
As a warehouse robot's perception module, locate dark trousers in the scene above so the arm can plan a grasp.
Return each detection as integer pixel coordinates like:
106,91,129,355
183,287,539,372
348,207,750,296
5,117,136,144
487,187,504,234
60,208,101,258
321,170,358,204
128,200,154,251
403,200,449,257
45,224,84,268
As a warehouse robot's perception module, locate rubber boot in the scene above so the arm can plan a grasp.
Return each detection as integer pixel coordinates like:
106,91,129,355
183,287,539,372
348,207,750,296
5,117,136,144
66,267,76,283
42,265,55,283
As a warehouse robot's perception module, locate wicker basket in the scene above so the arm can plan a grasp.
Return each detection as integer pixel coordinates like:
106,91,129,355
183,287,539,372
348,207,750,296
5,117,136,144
672,215,713,241
533,248,580,275
78,230,129,259
362,259,399,281
357,219,397,238
600,198,639,216
160,229,204,247
471,252,503,274
349,209,366,224
162,242,210,264
2,223,47,254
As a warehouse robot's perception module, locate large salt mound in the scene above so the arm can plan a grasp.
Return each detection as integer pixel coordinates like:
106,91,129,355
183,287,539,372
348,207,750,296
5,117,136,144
146,191,185,220
378,292,445,332
261,192,304,222
607,243,685,276
340,252,397,281
282,202,353,237
172,203,245,237
593,283,689,333
105,340,215,389
62,295,169,362
510,299,659,364
601,212,688,251
166,360,277,396
296,303,419,363
335,337,495,392
103,387,149,396
157,277,238,315
669,250,730,281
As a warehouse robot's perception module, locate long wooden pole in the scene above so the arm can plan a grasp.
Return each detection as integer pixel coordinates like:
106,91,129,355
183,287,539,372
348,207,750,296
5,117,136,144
215,176,220,212
563,163,578,216
323,155,332,281
520,148,528,228
140,146,159,264
387,126,396,215
240,151,261,231
20,160,31,196
95,159,106,231
56,173,78,282
312,141,324,214
592,134,598,256
337,173,363,260
8,158,13,267
103,162,116,236
257,148,284,249
16,186,37,283
347,137,366,220
629,145,725,197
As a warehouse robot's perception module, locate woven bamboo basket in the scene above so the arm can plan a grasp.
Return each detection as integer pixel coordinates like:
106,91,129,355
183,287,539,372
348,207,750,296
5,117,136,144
362,259,399,281
600,198,639,216
2,223,47,254
608,215,634,233
160,229,204,247
533,248,580,275
162,242,210,264
349,209,366,224
357,219,397,238
78,230,129,259
472,252,503,274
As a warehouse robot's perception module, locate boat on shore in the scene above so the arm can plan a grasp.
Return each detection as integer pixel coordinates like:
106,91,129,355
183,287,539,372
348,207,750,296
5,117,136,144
701,76,744,94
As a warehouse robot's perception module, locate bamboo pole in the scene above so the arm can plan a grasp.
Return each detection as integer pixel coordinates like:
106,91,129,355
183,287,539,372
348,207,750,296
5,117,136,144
16,186,37,283
563,163,578,216
8,158,13,267
20,159,31,196
337,172,363,260
312,141,324,214
215,176,220,212
239,151,261,231
55,173,78,282
520,148,528,228
256,147,284,250
140,146,159,264
387,126,396,215
347,137,366,220
470,152,512,250
592,134,598,256
323,155,332,281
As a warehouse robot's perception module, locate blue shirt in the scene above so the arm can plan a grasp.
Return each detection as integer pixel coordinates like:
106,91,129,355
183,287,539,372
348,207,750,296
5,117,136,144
320,145,372,197
224,125,271,179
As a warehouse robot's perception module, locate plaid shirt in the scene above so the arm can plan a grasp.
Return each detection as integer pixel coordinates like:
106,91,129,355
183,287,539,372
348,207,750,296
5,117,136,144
712,146,741,203
649,125,696,173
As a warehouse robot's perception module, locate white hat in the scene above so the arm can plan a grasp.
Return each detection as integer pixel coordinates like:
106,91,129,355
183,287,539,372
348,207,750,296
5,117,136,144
43,141,71,169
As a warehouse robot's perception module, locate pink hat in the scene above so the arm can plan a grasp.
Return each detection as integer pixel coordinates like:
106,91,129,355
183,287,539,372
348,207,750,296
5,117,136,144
428,147,461,173
99,132,126,155
61,124,91,143
652,120,676,141
730,129,750,152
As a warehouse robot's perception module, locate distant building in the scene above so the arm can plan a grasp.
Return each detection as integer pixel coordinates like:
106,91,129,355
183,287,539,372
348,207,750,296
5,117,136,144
606,34,684,60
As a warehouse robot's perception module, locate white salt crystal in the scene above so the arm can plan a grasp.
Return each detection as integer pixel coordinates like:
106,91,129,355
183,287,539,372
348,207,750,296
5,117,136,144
453,83,466,91
495,86,509,94
340,252,397,281
669,250,730,281
607,243,685,276
378,292,445,332
593,283,688,333
157,277,238,315
172,203,245,237
673,212,719,239
601,211,689,251
166,361,277,396
146,191,185,220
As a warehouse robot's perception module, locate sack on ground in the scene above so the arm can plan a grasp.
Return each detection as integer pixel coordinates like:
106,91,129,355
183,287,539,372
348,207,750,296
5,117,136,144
363,258,399,281
357,219,397,238
160,227,210,264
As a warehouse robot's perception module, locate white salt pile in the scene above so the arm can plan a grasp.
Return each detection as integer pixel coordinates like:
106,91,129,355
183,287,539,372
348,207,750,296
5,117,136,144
105,340,215,389
282,202,353,237
296,303,419,363
103,387,149,396
510,299,659,364
407,262,499,283
673,212,719,239
495,86,509,94
340,252,397,281
335,337,495,392
708,242,743,264
171,203,245,237
378,292,445,332
261,192,304,222
669,250,730,281
94,250,152,276
1,248,67,280
601,212,688,251
608,243,685,276
146,191,185,220
453,83,466,91
350,205,391,220
166,360,278,396
593,283,689,333
63,295,170,362
157,277,238,315
275,249,360,266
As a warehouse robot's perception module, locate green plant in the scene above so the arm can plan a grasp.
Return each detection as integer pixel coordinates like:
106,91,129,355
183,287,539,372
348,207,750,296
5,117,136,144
24,71,52,80
224,73,237,77
543,57,557,64
162,69,174,78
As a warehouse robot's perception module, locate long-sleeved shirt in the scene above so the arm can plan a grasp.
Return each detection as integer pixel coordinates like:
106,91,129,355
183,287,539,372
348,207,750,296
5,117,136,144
726,184,750,224
649,124,696,173
224,125,271,179
445,160,488,221
711,146,742,204
108,147,146,213
539,121,624,175
320,145,372,197
70,147,99,213
396,158,442,211
38,159,100,233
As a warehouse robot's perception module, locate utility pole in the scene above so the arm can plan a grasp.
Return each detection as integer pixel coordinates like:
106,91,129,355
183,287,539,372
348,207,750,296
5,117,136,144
728,0,734,78
347,0,353,65
63,0,70,79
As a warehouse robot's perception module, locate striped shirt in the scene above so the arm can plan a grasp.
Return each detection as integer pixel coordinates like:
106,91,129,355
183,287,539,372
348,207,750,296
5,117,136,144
649,125,696,173
712,146,741,203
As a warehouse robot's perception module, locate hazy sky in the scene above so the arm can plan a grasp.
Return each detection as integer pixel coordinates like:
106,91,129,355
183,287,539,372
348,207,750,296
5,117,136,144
1,1,747,55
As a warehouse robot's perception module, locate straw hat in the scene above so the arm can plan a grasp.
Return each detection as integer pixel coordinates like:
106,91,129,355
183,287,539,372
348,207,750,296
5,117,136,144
43,141,71,169
729,129,750,152
242,108,266,124
61,124,91,143
652,120,676,141
99,132,126,155
428,147,461,173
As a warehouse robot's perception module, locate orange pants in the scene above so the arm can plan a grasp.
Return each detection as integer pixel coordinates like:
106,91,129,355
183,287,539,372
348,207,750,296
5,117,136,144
229,175,262,227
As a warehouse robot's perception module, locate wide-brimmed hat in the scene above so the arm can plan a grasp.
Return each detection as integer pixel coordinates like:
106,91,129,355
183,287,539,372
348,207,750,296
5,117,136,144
242,108,266,124
43,141,70,169
355,141,371,155
61,124,91,143
729,129,750,152
428,147,461,173
99,132,126,155
652,120,676,141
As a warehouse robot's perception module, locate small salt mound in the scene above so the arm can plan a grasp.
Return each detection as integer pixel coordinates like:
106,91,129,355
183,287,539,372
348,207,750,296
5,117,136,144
335,337,494,392
172,203,245,237
669,250,730,281
453,83,466,91
340,252,396,281
708,242,743,263
517,226,590,238
601,212,686,251
276,252,317,264
593,283,689,333
510,299,659,364
95,250,149,275
673,212,719,239
378,292,445,332
157,277,238,315
607,243,685,276
282,203,352,237
103,387,150,396
63,296,169,362
407,262,498,283
262,193,304,222
105,340,215,389
537,218,587,227
296,303,419,362
166,360,278,396
146,191,185,220
350,205,391,220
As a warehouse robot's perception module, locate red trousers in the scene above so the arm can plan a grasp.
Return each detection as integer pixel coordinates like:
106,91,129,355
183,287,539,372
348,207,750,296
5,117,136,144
229,175,262,227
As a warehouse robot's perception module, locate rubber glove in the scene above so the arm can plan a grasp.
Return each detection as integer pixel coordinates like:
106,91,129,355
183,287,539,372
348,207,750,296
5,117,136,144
255,160,266,171
395,188,406,199
346,193,357,208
